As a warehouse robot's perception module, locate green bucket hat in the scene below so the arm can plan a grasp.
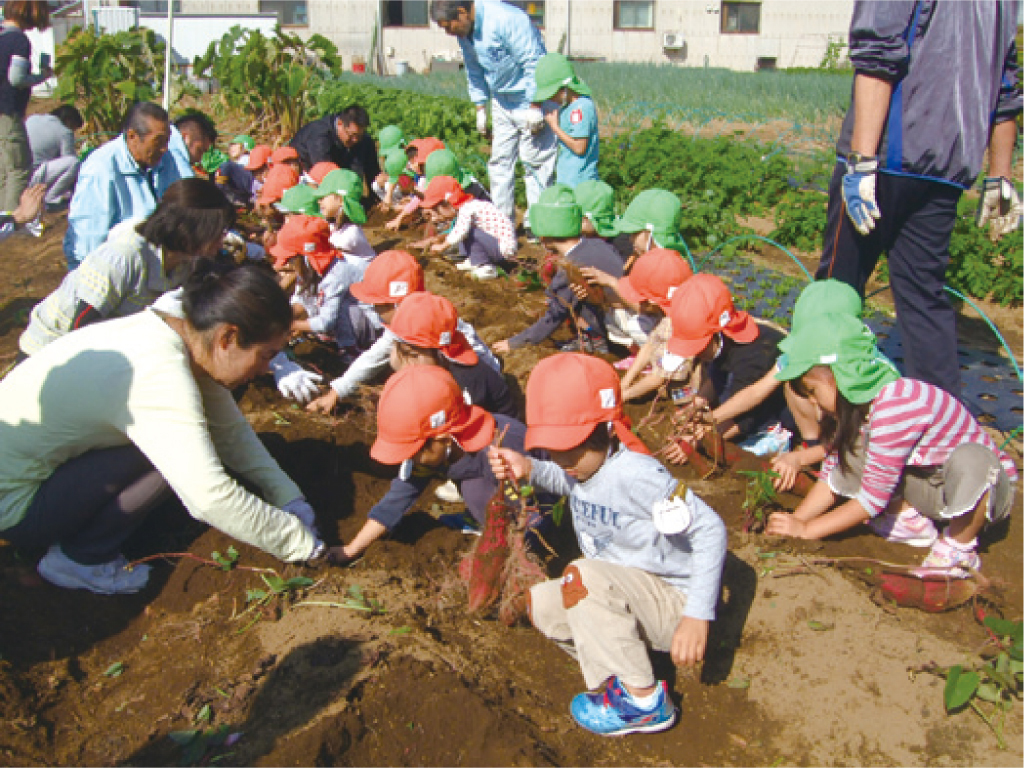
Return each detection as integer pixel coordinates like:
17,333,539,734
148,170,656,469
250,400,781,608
775,312,900,404
231,134,255,152
313,169,367,224
779,279,864,355
528,183,582,239
612,189,682,237
533,52,591,102
424,148,473,188
574,180,617,237
378,125,406,154
384,147,412,183
276,184,321,217
200,147,229,175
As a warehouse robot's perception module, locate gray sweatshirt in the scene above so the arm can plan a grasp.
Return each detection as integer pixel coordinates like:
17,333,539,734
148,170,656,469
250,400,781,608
530,447,727,621
839,0,1021,189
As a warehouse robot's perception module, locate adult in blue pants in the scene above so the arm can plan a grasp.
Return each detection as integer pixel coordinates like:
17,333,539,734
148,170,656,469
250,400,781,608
817,0,1022,399
431,0,556,235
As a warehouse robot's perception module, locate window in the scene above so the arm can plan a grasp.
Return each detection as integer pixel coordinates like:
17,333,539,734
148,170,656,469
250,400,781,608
721,1,760,34
506,1,545,28
130,1,182,12
383,0,429,27
259,1,308,26
614,1,654,31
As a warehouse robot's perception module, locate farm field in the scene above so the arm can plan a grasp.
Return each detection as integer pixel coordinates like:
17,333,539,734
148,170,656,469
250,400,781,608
0,197,1021,767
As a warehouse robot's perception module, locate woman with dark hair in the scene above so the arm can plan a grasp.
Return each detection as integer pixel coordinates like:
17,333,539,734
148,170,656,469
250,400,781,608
19,177,235,356
0,264,332,595
0,1,51,210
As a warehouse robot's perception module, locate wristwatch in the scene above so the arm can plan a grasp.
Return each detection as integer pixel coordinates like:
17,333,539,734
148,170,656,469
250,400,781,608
846,151,878,171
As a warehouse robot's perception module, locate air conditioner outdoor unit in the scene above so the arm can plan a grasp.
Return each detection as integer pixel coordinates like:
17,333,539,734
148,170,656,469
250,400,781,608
663,32,684,50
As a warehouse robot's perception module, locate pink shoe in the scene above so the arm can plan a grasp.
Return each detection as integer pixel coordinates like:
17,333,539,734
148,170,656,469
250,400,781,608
613,355,636,371
913,537,981,579
866,507,938,548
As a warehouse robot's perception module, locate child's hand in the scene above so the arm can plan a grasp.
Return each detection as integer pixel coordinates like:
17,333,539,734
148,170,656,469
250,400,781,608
662,437,695,465
488,447,531,481
569,281,589,302
766,511,806,538
384,216,404,231
543,109,559,131
430,241,448,253
580,266,613,288
492,339,510,355
670,616,708,666
770,452,802,492
306,389,340,415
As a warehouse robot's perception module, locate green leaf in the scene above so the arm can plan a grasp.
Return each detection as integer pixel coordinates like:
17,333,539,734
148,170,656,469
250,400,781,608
168,729,198,746
944,666,980,711
103,661,125,678
983,617,1023,644
195,704,212,724
389,626,412,635
262,573,286,593
246,588,268,602
284,577,314,590
726,676,751,689
974,682,1003,704
807,620,834,632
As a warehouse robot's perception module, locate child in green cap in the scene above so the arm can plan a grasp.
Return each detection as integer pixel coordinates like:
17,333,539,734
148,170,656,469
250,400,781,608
227,134,255,165
767,313,1017,578
612,189,689,266
375,147,418,212
314,169,376,267
491,184,623,355
532,52,600,188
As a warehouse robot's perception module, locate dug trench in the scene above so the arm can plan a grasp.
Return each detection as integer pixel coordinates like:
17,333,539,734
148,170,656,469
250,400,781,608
0,208,1021,767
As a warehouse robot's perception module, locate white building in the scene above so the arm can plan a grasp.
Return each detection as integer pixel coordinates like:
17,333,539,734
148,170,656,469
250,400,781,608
77,1,855,74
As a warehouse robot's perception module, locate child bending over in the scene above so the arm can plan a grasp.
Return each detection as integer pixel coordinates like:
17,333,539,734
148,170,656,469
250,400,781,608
314,169,376,266
490,353,726,736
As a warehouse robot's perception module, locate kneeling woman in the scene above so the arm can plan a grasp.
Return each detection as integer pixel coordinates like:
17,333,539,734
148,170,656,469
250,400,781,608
766,314,1017,578
0,265,331,594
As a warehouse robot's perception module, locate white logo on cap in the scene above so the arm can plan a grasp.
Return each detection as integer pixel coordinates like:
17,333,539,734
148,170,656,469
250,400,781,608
719,310,731,327
820,353,838,364
439,331,452,346
667,286,677,299
462,389,472,405
389,280,409,297
304,242,315,253
429,410,447,428
599,388,617,409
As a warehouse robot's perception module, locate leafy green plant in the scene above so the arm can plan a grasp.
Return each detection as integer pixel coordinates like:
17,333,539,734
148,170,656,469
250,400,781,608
169,725,238,767
55,26,180,134
210,545,239,571
916,617,1022,748
235,571,315,633
193,25,342,139
294,583,386,615
737,469,781,533
770,189,829,252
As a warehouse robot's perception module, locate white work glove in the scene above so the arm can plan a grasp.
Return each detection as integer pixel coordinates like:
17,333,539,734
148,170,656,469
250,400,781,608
269,351,323,404
524,105,545,134
841,154,881,236
475,105,488,135
283,497,318,530
976,176,1023,243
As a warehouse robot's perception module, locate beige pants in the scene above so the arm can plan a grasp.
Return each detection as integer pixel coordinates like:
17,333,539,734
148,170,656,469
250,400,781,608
529,558,688,690
0,114,30,212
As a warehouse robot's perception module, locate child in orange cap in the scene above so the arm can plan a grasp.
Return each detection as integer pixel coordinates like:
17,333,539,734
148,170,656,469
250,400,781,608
255,164,300,213
336,365,536,562
306,251,497,415
269,146,302,174
417,175,516,281
582,248,696,402
489,353,726,737
269,214,368,359
306,161,340,186
661,274,791,464
381,137,444,229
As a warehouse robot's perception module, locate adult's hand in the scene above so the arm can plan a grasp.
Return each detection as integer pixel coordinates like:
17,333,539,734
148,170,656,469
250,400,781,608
976,177,1023,242
12,184,45,224
475,105,488,135
525,106,545,134
841,156,881,236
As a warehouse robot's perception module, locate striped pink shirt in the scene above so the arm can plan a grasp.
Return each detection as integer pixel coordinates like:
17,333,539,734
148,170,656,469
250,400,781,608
822,379,1018,517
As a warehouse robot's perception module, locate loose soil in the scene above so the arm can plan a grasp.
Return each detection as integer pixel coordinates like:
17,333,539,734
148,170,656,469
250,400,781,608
1,136,1022,767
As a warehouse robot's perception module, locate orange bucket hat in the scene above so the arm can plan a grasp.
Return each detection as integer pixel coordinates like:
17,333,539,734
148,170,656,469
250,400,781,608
256,164,300,205
245,144,272,171
349,250,424,305
308,161,340,185
524,353,649,455
667,273,758,358
617,248,694,310
371,366,495,465
407,137,446,163
270,146,300,166
269,214,337,274
387,291,478,365
421,175,472,209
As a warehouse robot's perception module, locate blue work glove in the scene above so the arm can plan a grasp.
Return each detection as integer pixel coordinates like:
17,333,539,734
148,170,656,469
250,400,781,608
841,155,881,236
976,176,1023,243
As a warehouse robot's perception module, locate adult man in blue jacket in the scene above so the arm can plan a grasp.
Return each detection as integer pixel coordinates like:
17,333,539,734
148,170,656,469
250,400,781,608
431,0,556,236
819,0,1022,397
63,101,183,270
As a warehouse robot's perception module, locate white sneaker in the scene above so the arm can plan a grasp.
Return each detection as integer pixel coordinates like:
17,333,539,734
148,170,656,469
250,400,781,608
472,264,499,280
867,507,938,548
37,544,151,595
456,258,476,271
435,479,464,503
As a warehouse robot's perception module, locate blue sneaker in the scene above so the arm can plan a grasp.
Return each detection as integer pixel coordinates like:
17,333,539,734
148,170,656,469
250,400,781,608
570,677,677,736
